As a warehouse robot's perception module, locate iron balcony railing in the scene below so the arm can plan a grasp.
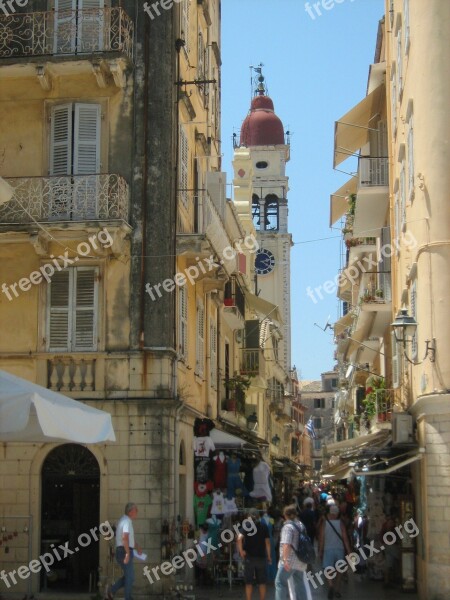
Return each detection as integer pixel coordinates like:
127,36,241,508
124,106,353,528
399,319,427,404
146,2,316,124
0,8,133,60
359,157,389,187
224,275,246,319
240,348,265,377
0,174,129,223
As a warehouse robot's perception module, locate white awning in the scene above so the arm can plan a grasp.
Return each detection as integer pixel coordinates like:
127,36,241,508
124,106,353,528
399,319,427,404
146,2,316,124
210,428,248,448
325,430,390,456
329,177,357,226
334,84,385,168
353,450,424,476
0,370,116,443
246,293,282,324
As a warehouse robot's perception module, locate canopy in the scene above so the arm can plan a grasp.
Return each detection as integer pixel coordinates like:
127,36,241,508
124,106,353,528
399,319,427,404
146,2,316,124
329,176,357,226
333,84,385,168
0,370,116,443
210,427,248,448
246,293,282,324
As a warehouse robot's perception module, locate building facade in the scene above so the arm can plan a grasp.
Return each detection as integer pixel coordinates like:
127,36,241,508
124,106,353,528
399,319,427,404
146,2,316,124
327,2,450,597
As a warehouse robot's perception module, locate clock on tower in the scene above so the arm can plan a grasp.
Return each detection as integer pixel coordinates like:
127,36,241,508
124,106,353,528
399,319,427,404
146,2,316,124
255,249,276,275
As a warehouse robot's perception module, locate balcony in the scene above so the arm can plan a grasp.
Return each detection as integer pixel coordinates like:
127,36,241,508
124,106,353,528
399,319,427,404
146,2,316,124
353,157,389,237
223,275,245,329
0,8,133,86
177,192,236,276
240,348,266,377
359,271,392,313
0,174,129,224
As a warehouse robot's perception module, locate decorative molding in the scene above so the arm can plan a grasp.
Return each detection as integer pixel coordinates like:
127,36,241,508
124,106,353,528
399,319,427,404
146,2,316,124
36,65,52,91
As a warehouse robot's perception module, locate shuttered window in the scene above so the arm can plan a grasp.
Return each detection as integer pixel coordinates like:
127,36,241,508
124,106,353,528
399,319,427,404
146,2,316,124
181,0,190,53
391,69,397,135
54,0,105,54
48,267,98,351
397,30,403,97
196,301,205,377
50,103,101,176
392,331,402,389
407,113,415,201
404,0,410,52
410,280,417,360
210,318,217,388
400,161,406,232
179,126,189,207
178,285,188,359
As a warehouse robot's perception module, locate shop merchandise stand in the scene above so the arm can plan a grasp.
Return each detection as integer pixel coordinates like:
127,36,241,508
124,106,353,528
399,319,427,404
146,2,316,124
213,510,246,591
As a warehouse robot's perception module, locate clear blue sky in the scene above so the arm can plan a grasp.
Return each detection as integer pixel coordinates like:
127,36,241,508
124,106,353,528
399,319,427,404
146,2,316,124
221,0,385,380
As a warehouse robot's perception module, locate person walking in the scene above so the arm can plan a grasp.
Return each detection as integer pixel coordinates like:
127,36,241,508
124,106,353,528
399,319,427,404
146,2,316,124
105,502,141,600
237,508,272,600
318,504,352,600
274,504,312,600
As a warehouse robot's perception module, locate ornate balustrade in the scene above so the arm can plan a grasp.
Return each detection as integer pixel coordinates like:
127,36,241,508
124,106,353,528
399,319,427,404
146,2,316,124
0,8,133,60
0,174,129,223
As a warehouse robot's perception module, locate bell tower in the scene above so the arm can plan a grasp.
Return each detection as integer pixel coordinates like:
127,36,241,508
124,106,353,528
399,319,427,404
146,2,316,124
233,69,292,373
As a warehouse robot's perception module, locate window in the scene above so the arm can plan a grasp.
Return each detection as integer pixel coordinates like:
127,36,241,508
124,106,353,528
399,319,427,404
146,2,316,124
314,439,322,451
209,319,217,387
49,103,101,219
407,113,415,201
314,460,322,472
54,0,105,54
394,188,401,253
196,301,205,376
331,378,338,389
397,30,403,98
400,161,406,232
313,417,322,429
410,280,417,360
392,331,402,388
179,126,189,207
197,31,205,95
314,398,325,409
181,0,190,53
404,0,410,53
47,267,98,351
391,68,398,135
178,285,188,359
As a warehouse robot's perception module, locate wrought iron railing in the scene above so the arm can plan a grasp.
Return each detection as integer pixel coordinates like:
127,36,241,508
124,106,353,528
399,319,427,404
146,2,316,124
0,174,129,223
359,157,389,187
224,275,246,319
240,348,265,376
0,8,133,59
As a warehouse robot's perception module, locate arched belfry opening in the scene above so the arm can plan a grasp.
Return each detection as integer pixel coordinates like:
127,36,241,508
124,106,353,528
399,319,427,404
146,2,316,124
40,444,100,593
265,194,279,230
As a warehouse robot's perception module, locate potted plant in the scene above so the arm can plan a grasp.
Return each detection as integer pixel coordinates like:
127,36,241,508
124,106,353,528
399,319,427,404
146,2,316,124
223,374,252,412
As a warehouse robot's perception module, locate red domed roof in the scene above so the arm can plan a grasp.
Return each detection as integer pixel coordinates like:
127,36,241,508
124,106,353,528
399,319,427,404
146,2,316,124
240,94,285,147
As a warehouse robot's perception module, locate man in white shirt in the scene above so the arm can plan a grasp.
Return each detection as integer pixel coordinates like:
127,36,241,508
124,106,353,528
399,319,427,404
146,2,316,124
105,503,141,600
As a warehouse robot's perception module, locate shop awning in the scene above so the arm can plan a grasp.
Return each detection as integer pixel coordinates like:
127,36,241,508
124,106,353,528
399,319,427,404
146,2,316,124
0,369,116,443
246,293,282,324
325,430,391,457
210,427,249,449
333,84,385,168
330,177,357,226
323,461,354,481
353,449,424,476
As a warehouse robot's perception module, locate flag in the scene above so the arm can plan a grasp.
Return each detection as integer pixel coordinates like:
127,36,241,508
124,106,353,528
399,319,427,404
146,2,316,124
306,417,317,439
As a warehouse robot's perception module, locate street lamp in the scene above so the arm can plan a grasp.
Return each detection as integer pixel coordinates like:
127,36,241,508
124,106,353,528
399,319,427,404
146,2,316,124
391,308,435,363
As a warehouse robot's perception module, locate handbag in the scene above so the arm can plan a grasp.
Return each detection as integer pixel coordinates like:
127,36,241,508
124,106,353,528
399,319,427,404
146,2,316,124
291,522,316,564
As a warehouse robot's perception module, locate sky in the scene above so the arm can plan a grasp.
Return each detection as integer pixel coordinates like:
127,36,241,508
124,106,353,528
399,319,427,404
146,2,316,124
221,0,385,381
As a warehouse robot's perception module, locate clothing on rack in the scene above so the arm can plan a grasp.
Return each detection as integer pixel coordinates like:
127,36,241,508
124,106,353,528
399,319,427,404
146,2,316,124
250,460,272,502
226,455,247,499
194,436,215,458
211,490,226,516
213,452,227,488
194,494,212,526
195,457,212,483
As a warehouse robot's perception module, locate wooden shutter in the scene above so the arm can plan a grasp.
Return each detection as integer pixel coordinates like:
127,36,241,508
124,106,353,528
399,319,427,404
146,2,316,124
78,0,105,52
182,0,190,53
179,126,189,207
400,162,406,231
196,301,204,376
48,270,71,351
408,115,414,199
210,319,217,388
54,0,77,54
74,267,98,350
179,285,188,358
245,320,260,349
397,31,403,95
410,280,417,360
73,103,101,174
404,0,410,51
50,104,73,176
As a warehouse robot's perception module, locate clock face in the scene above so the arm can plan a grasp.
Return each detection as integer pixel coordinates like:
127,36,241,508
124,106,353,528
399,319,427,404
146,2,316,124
255,249,276,275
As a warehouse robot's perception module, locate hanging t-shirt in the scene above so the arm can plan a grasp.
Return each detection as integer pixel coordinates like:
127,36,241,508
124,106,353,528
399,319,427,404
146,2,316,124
223,497,238,515
194,436,216,457
194,494,212,526
250,460,272,501
194,457,212,483
211,490,226,515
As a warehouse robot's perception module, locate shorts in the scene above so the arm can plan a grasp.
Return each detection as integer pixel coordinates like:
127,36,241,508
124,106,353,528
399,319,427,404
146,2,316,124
243,556,267,585
323,547,345,569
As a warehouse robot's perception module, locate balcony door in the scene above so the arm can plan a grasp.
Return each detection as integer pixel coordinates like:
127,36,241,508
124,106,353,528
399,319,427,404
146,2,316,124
50,103,101,220
54,0,105,55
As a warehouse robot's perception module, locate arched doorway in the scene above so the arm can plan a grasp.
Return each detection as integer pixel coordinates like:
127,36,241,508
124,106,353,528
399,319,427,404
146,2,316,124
41,444,100,592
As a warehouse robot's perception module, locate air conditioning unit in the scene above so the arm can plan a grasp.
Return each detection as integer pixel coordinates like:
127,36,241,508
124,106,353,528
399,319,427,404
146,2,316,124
392,413,413,445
